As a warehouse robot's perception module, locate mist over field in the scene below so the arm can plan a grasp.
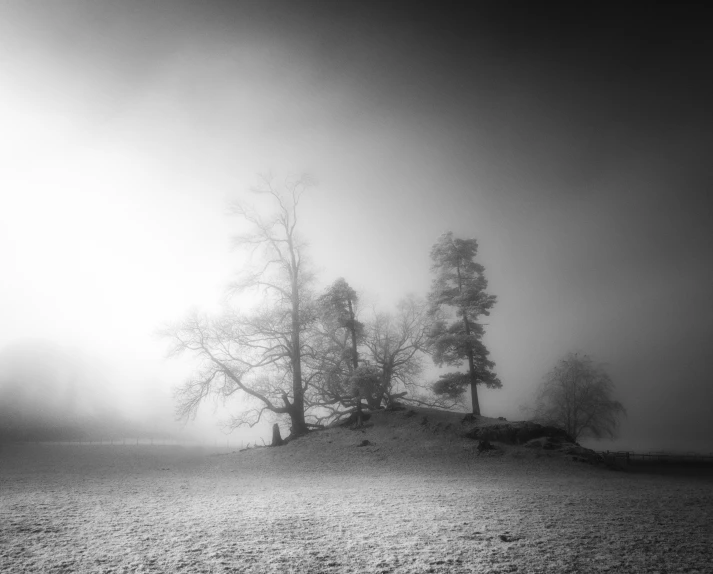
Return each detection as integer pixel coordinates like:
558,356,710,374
0,341,175,441
3,5,713,572
1,2,712,453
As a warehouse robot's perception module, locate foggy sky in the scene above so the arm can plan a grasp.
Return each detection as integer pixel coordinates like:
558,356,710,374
1,2,711,450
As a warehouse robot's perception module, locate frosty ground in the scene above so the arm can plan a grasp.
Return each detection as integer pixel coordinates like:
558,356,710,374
1,410,712,573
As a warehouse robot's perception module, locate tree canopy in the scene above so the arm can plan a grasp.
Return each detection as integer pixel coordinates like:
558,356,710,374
308,275,459,422
163,175,314,438
363,295,449,409
306,277,367,423
532,353,626,441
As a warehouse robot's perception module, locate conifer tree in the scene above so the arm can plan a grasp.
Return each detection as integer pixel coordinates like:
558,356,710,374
427,232,501,414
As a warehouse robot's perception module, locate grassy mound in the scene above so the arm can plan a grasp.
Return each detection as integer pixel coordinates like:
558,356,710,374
238,406,608,472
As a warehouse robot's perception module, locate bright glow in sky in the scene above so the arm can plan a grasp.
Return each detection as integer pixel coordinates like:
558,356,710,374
2,1,711,449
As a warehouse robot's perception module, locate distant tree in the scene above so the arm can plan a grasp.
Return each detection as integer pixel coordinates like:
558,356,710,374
532,353,626,441
426,232,501,415
163,175,315,439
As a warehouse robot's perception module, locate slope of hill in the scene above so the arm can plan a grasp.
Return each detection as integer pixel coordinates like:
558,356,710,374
231,406,607,475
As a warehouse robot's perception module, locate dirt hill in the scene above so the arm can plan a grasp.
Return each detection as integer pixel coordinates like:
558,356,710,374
233,406,608,473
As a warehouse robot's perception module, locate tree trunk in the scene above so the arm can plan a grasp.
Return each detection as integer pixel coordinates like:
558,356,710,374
289,382,307,436
457,263,481,416
271,423,284,447
463,322,481,415
279,401,306,438
354,389,364,426
347,296,363,424
366,393,381,410
347,297,359,370
289,277,308,437
468,349,481,415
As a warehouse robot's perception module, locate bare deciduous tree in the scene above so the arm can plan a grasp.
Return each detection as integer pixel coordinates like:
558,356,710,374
163,175,315,438
364,296,455,409
531,353,626,441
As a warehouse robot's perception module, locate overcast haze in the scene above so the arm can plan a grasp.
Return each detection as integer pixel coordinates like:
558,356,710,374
1,1,711,451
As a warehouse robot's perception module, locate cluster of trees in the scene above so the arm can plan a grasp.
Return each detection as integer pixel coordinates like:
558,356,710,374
163,176,502,440
164,175,626,444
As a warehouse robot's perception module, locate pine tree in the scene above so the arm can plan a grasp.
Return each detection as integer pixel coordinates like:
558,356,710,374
427,232,501,414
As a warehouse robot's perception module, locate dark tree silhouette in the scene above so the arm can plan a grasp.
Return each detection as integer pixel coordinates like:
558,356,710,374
307,278,369,424
532,353,626,441
427,232,501,415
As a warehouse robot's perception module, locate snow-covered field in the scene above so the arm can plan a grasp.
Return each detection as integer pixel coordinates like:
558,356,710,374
2,416,712,573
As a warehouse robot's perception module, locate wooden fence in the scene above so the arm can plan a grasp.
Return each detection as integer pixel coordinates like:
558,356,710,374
598,451,713,468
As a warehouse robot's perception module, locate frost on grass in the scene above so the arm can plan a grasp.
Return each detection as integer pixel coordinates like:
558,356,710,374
1,409,712,573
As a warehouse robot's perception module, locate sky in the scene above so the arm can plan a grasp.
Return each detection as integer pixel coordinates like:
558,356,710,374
1,1,711,451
